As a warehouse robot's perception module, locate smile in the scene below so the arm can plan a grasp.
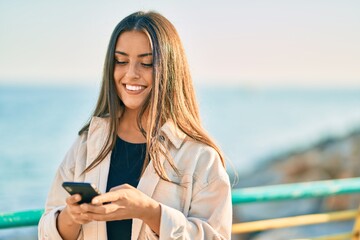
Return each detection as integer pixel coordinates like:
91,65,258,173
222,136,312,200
126,84,145,91
124,84,147,94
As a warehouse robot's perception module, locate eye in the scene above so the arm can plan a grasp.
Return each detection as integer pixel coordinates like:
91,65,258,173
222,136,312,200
115,59,127,65
141,63,153,67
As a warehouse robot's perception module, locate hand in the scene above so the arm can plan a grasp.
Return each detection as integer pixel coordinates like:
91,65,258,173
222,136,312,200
62,194,92,225
79,184,161,234
80,184,157,221
56,194,93,239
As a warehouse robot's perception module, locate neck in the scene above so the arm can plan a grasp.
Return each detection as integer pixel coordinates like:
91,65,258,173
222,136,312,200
117,108,148,143
121,108,141,129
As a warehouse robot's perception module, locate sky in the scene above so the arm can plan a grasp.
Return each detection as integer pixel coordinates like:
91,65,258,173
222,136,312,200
0,0,359,88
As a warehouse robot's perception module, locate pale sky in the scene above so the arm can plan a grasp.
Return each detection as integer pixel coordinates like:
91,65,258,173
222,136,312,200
0,0,359,87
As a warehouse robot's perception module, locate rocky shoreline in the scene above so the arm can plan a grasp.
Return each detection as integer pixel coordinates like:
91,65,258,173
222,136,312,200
232,127,360,240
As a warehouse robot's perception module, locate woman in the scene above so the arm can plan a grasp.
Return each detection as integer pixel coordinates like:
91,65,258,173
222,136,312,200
38,11,232,240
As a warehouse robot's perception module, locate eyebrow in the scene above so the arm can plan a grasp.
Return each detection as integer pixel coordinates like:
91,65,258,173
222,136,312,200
115,51,152,58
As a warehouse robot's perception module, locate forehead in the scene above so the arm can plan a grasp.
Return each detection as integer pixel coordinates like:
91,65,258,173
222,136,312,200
115,31,152,53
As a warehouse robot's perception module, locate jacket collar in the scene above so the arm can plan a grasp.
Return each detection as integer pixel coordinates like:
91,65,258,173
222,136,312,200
89,116,187,149
159,120,187,149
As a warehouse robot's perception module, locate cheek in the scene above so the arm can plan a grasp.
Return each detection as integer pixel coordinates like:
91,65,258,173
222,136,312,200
113,71,123,95
145,71,153,86
113,67,124,82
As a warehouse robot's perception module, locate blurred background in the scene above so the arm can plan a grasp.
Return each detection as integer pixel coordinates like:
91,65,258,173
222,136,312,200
1,0,360,239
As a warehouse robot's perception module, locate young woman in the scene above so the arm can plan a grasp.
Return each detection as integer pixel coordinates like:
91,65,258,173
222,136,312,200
38,11,232,240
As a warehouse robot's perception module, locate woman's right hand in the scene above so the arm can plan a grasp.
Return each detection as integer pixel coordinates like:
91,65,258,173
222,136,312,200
56,194,91,240
62,194,92,225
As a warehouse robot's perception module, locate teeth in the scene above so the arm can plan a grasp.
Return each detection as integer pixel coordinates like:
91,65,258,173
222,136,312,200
126,84,145,91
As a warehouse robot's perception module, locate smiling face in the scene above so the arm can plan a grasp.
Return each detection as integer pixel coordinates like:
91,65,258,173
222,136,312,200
114,31,153,112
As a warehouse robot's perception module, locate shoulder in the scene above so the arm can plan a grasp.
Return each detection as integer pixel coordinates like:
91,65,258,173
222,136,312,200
191,141,226,175
58,133,87,168
178,141,230,199
177,140,228,183
58,116,109,167
88,116,111,135
160,120,229,183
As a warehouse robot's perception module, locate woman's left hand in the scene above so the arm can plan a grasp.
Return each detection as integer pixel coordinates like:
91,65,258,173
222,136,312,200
79,184,161,233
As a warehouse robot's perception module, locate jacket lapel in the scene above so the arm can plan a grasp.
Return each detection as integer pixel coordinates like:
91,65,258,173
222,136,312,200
84,117,111,192
83,117,111,240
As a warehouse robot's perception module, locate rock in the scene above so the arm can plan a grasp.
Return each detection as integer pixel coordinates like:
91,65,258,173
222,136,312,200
232,127,360,239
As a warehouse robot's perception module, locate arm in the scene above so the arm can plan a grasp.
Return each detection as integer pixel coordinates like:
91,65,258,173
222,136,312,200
38,136,86,240
157,146,232,239
138,198,161,235
57,207,81,239
159,176,232,239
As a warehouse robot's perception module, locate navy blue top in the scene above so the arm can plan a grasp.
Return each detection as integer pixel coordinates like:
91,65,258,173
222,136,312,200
106,136,146,240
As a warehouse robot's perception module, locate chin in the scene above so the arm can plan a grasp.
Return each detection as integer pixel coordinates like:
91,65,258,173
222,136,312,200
123,102,143,111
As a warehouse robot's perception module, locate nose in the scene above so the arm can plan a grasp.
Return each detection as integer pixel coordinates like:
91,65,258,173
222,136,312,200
125,63,140,79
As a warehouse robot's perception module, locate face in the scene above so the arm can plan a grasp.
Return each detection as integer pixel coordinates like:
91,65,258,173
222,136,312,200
114,31,153,112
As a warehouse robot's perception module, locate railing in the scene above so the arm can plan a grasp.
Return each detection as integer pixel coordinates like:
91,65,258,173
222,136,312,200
232,177,360,239
2,177,360,239
0,209,44,229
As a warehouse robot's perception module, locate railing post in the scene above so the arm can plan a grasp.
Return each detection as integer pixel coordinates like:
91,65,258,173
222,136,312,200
352,205,360,240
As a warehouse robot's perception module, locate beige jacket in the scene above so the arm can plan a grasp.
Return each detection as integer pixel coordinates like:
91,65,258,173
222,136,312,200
38,117,232,240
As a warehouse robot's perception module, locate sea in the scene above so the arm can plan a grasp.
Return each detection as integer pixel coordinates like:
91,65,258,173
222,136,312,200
1,84,360,239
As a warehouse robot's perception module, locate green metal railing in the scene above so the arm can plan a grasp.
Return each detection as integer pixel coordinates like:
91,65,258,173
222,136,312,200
232,177,360,204
1,177,360,230
0,209,44,229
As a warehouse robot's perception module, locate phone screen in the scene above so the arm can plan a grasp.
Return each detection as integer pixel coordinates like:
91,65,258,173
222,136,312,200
62,182,101,204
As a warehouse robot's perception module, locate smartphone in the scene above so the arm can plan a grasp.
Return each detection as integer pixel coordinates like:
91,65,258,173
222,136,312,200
62,182,101,204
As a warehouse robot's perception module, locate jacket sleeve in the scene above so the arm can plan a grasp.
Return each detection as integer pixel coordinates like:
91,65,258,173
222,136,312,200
158,147,233,240
38,135,85,240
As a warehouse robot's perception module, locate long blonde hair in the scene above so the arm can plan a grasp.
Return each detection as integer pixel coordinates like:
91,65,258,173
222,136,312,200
79,11,225,180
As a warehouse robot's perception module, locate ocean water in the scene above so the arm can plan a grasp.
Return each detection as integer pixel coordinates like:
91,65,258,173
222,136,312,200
1,85,360,233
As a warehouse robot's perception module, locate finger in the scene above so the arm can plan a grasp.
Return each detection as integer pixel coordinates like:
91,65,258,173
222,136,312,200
68,205,86,214
110,184,132,192
92,192,121,205
63,204,84,217
73,219,91,225
72,213,91,225
66,194,82,205
84,211,119,222
81,203,123,214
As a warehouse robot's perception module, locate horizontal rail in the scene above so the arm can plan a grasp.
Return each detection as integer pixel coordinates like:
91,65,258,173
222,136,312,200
2,178,360,229
232,209,357,233
0,209,44,229
232,177,360,204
